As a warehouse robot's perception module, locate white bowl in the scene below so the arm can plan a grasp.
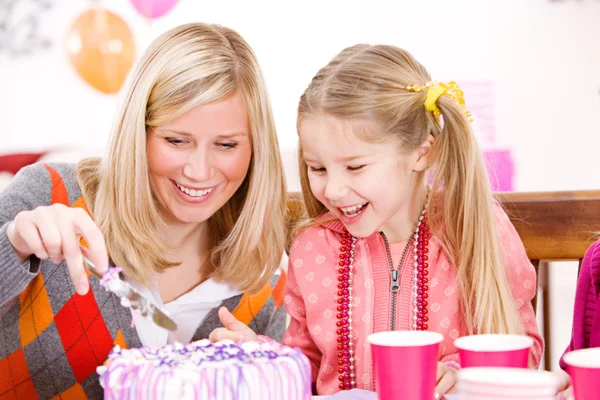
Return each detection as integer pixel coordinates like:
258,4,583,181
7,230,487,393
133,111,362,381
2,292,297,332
454,334,534,352
458,367,558,400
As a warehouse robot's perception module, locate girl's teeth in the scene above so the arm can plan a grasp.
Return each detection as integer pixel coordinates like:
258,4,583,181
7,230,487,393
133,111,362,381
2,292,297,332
341,203,367,217
176,183,214,197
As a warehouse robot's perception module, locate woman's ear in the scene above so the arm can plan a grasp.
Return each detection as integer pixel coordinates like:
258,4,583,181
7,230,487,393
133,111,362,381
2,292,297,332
412,134,435,172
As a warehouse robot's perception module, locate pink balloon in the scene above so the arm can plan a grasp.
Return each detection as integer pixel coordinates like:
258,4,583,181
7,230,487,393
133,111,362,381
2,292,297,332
129,0,180,19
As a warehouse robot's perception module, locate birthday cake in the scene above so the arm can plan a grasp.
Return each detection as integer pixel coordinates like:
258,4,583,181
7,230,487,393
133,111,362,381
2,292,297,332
97,339,312,400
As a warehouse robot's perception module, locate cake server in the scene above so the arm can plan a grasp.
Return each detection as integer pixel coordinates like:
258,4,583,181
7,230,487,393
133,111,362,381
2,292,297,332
82,255,178,332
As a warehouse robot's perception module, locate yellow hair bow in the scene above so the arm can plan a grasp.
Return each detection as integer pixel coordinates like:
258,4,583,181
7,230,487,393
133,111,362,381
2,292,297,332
406,81,473,122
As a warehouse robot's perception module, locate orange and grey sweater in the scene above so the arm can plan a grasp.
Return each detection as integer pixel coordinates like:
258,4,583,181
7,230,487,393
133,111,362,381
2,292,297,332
0,162,286,399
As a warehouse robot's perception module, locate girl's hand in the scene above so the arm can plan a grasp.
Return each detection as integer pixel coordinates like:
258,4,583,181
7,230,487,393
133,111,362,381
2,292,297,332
6,204,108,295
435,362,458,399
555,369,573,400
208,307,258,343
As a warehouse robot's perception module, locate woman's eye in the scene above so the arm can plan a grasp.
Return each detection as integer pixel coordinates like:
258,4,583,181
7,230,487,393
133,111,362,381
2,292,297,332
165,138,185,146
218,142,238,150
309,166,326,172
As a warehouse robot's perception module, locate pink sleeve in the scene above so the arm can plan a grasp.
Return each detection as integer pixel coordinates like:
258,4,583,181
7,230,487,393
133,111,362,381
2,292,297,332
494,202,544,368
440,353,461,370
282,233,322,382
559,240,599,370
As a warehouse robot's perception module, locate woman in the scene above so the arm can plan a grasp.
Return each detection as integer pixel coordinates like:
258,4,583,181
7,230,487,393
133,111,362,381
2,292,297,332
0,22,287,399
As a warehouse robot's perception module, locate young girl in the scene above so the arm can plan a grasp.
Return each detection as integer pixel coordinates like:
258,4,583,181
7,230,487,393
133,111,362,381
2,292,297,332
212,44,543,397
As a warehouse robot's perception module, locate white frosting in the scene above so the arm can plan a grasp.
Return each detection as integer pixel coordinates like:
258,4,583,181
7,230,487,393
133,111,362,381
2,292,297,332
98,339,312,400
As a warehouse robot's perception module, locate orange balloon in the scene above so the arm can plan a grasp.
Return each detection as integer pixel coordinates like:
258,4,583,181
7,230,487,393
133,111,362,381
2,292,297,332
65,8,136,94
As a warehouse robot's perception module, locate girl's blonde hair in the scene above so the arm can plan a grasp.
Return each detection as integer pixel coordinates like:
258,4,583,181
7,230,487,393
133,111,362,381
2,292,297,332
77,23,286,293
297,44,523,335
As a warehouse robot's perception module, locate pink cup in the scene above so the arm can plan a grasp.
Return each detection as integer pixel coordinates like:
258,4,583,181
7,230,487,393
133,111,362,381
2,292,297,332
454,334,533,368
563,348,600,400
368,330,443,400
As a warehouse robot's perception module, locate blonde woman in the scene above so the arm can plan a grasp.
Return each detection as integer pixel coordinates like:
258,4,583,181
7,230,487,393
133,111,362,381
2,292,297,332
0,23,286,399
214,44,543,397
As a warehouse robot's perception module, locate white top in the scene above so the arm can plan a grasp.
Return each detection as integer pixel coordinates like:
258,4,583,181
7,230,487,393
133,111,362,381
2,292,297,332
127,277,241,347
127,252,289,347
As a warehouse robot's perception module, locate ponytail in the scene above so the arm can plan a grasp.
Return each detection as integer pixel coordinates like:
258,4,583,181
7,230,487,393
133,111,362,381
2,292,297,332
429,95,524,334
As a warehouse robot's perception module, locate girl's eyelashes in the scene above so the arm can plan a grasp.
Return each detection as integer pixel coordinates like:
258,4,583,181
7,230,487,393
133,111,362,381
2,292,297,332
348,164,366,171
308,165,367,173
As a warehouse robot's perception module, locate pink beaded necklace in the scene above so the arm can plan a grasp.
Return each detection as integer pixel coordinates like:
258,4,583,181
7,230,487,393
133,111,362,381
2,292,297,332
335,194,431,390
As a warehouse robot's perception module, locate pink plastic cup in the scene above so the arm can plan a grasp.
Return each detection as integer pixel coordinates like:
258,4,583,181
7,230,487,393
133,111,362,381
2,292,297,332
563,348,600,400
454,334,533,368
368,330,443,400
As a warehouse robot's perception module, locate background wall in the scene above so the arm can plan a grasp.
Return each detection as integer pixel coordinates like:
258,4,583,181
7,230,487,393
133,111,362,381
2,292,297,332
2,0,599,369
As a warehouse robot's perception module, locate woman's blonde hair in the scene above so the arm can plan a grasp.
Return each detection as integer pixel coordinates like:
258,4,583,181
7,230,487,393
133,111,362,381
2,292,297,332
297,44,523,335
77,23,286,292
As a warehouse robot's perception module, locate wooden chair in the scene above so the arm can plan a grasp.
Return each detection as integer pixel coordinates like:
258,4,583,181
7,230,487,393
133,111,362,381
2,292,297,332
286,190,600,370
286,192,305,254
495,190,600,369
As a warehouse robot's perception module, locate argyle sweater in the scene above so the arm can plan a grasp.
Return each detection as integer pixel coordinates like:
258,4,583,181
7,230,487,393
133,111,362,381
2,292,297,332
0,162,287,399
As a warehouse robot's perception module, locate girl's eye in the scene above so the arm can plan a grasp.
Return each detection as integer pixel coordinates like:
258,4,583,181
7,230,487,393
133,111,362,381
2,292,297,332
218,142,238,150
348,165,365,171
309,166,326,172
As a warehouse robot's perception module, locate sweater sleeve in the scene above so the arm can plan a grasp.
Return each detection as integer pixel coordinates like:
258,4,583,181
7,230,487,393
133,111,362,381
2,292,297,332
0,163,52,311
559,240,600,370
282,233,323,383
494,201,544,368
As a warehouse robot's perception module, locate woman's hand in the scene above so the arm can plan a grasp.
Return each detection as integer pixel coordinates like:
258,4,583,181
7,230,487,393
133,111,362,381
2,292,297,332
209,307,258,343
6,204,108,295
435,362,458,399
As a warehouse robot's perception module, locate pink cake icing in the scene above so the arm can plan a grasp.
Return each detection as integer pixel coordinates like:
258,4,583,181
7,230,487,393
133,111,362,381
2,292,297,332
97,339,312,399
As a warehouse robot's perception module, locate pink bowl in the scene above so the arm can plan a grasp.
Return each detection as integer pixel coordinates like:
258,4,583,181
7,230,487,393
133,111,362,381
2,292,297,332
563,348,600,400
454,334,533,368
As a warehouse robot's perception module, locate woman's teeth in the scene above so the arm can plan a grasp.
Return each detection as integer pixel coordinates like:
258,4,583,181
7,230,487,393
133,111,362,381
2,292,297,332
340,203,368,218
176,183,214,197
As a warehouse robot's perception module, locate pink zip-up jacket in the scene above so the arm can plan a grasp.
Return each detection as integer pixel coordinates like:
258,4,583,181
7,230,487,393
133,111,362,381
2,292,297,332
282,202,543,396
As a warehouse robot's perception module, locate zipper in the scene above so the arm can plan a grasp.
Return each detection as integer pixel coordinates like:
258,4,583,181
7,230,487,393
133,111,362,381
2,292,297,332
380,232,398,331
380,232,412,331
